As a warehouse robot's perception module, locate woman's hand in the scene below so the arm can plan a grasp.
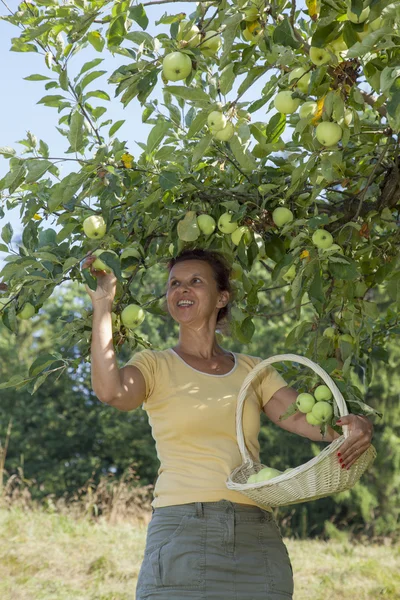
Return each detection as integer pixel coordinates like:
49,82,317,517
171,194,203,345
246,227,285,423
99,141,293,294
81,252,117,310
335,415,374,469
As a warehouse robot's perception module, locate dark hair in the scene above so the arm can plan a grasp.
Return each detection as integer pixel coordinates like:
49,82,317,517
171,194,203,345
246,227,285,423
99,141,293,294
165,248,234,331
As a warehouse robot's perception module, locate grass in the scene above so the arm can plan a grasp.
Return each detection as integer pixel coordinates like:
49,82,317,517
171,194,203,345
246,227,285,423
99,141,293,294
1,505,399,600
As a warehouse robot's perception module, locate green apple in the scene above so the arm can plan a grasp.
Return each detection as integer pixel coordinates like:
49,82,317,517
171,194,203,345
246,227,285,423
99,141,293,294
306,412,322,426
208,111,227,132
231,262,243,280
314,385,332,402
282,264,296,282
327,243,344,254
17,302,35,320
162,52,192,82
311,401,333,423
312,229,333,249
315,121,342,146
257,467,283,481
247,473,260,483
231,225,252,246
288,67,311,94
346,6,370,23
272,206,294,227
83,215,106,239
296,392,316,413
339,333,355,344
323,326,336,339
218,212,239,234
309,46,332,66
274,91,300,114
121,304,145,329
92,249,119,273
177,20,201,47
299,101,318,119
214,122,235,141
200,30,222,57
197,214,216,235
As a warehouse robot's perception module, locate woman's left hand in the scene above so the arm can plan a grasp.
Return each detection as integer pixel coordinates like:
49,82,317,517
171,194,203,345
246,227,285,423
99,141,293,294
335,415,374,469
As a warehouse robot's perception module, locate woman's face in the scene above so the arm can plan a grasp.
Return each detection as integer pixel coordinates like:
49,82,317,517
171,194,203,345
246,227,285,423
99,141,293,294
166,260,229,327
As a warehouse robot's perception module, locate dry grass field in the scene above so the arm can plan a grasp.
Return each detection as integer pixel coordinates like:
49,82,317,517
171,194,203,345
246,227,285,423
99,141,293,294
1,505,399,600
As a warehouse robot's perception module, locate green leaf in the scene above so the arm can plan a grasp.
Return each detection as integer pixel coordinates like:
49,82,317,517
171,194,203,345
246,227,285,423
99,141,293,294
24,74,52,81
107,14,126,47
129,4,149,30
87,32,105,52
187,110,208,138
84,90,110,101
159,171,180,190
165,86,210,103
220,13,242,68
77,58,104,79
192,133,212,164
29,354,61,377
80,70,107,91
239,316,255,343
273,18,301,49
0,375,25,390
109,120,125,137
229,136,257,172
219,63,235,96
4,166,25,194
0,147,16,158
37,94,66,108
68,111,84,153
25,159,53,183
147,120,171,153
237,66,268,98
1,223,13,244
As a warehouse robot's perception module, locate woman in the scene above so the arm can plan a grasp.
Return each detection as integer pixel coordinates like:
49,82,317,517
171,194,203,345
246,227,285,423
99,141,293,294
83,247,374,600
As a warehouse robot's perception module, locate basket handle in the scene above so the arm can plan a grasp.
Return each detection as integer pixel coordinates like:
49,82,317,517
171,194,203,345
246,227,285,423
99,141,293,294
236,354,350,467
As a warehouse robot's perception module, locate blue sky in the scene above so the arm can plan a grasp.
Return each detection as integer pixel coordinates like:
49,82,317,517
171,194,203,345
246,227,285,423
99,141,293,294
0,2,302,268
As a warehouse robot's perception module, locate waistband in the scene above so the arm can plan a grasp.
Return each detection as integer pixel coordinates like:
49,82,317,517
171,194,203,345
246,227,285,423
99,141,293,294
152,500,275,522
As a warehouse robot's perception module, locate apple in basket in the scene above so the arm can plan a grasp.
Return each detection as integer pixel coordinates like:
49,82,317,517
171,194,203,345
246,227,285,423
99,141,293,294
247,467,283,483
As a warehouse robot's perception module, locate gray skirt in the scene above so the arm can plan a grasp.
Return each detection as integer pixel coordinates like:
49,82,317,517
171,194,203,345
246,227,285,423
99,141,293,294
135,499,294,600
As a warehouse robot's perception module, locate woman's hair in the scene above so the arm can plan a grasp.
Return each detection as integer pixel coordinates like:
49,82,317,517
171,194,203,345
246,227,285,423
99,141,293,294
165,248,234,333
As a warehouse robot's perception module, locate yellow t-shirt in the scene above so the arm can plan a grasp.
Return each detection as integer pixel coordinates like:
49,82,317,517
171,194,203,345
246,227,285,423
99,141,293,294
124,348,288,510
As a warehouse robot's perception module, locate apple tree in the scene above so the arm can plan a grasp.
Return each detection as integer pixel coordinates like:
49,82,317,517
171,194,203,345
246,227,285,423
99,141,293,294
0,0,399,431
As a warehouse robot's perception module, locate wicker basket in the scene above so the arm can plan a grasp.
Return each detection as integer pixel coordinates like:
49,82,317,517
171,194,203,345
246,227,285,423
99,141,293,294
226,353,377,508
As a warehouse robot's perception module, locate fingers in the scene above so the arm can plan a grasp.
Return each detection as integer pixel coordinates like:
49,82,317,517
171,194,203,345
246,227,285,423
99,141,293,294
337,441,371,469
80,254,107,276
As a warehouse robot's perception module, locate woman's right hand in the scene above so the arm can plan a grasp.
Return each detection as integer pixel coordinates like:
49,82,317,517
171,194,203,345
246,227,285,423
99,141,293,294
81,252,117,310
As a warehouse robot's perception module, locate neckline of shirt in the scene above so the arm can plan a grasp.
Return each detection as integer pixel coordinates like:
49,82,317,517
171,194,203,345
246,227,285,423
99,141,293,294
168,348,238,378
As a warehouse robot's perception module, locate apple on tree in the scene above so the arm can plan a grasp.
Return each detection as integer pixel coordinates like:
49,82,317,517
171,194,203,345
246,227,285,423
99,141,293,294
315,121,343,146
323,326,336,339
272,206,294,227
273,91,301,114
121,304,145,329
282,264,296,282
162,52,192,82
17,302,35,320
208,111,227,132
177,20,201,47
218,212,238,234
214,121,235,141
92,249,119,273
197,214,216,235
309,46,332,66
312,229,334,249
288,67,311,94
200,31,222,57
83,215,106,239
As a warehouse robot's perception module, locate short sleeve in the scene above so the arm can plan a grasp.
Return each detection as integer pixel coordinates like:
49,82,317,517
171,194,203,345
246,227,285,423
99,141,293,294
123,349,157,401
253,363,288,408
